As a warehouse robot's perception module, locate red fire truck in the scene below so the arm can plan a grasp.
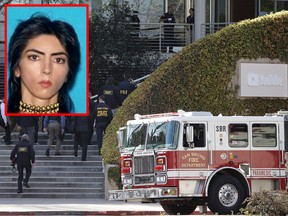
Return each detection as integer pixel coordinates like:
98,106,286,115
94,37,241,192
109,110,288,215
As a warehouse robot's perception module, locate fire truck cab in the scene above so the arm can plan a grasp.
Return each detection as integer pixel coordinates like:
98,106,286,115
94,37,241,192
109,110,288,215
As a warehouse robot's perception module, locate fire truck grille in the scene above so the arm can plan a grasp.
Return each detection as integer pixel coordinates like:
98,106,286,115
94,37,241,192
134,156,154,175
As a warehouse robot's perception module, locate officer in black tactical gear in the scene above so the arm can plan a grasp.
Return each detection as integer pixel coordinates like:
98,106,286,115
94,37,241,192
10,134,35,194
118,78,136,104
93,95,113,155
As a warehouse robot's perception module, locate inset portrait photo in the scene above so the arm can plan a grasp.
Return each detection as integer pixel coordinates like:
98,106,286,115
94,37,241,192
4,4,89,116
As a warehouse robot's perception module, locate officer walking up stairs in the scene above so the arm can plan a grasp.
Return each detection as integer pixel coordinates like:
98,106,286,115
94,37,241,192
10,134,35,194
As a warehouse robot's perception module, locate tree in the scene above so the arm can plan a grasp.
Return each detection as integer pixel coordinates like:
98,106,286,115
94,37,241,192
89,2,163,94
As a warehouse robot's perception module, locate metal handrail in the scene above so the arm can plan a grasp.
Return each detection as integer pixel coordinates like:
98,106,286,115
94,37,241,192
114,22,195,52
133,74,150,86
200,22,235,38
90,74,150,101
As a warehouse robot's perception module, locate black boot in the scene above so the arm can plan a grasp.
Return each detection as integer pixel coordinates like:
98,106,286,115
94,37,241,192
74,151,78,157
45,148,50,157
23,182,30,188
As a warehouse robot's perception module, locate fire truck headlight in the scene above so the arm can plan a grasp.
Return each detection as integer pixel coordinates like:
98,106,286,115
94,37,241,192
156,175,167,183
160,188,177,196
123,177,132,185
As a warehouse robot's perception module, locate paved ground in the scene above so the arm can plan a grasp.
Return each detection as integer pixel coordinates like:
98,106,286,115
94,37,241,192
0,198,165,215
0,198,214,215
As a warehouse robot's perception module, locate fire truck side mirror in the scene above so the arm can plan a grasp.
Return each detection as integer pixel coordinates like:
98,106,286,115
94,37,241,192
186,125,194,144
116,129,124,149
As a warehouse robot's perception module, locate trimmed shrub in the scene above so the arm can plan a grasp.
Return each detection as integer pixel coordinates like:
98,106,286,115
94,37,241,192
241,190,288,216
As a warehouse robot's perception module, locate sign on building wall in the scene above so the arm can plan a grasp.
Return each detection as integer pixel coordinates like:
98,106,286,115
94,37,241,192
239,63,288,98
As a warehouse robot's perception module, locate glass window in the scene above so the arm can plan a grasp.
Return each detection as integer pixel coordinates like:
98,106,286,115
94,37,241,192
146,121,180,149
228,124,248,147
252,123,277,147
183,123,206,148
126,123,147,150
276,1,288,11
259,0,274,15
125,121,180,151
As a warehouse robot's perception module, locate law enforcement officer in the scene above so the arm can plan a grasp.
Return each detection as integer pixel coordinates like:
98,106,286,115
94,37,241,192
43,116,66,156
15,116,38,144
98,77,121,114
0,95,12,145
118,78,136,104
160,5,176,53
10,134,35,194
93,95,113,155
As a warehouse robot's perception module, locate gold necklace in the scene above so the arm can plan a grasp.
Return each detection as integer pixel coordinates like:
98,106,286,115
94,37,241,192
19,101,59,113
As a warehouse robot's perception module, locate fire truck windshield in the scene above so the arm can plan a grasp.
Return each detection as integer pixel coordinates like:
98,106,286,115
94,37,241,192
125,121,180,151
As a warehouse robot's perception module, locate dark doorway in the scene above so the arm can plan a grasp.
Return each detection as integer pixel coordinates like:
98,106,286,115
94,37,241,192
231,0,257,22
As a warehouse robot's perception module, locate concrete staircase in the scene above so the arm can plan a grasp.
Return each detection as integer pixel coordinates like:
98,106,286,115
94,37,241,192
0,132,105,198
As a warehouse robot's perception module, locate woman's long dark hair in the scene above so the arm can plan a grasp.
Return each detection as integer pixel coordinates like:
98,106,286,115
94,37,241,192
8,13,80,113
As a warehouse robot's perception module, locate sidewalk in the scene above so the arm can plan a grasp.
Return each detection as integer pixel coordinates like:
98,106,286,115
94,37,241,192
0,198,165,215
0,198,215,215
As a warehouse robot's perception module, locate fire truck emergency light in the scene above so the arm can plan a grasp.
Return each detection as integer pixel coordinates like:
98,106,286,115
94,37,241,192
134,110,212,120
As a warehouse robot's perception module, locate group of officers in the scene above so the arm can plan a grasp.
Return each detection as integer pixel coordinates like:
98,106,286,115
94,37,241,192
6,77,137,194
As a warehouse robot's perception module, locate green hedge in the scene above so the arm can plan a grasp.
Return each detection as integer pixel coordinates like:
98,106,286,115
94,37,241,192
102,11,288,165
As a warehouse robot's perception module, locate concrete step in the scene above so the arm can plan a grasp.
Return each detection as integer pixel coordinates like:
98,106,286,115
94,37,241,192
0,165,103,172
0,187,104,193
0,176,104,183
0,144,99,150
0,171,103,177
0,154,99,160
0,181,104,188
0,159,102,167
0,192,104,198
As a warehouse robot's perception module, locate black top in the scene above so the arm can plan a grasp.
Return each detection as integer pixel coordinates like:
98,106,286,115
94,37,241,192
10,139,35,166
118,80,136,104
187,15,194,24
94,103,113,126
187,15,194,30
74,116,91,132
16,116,38,128
160,12,175,31
98,84,121,109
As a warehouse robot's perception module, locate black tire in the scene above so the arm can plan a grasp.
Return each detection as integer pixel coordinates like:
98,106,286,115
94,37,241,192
160,202,197,215
208,175,246,215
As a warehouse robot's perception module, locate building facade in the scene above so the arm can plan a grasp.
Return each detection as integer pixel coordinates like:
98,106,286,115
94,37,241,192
92,0,287,40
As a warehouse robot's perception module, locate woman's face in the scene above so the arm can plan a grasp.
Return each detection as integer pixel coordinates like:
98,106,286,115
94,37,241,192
14,34,69,105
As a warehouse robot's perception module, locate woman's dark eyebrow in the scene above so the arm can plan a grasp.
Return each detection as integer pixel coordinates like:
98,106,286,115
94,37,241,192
25,49,68,57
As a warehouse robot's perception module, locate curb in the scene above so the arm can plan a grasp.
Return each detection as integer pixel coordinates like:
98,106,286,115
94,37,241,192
0,211,165,216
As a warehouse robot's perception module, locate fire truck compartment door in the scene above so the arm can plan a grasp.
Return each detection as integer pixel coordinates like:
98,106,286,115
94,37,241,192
249,122,283,191
179,180,205,196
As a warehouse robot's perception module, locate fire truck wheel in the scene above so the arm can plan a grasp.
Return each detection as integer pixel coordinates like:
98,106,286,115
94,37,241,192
208,175,246,214
160,202,197,215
